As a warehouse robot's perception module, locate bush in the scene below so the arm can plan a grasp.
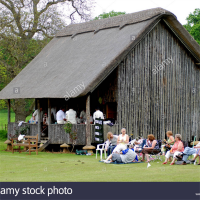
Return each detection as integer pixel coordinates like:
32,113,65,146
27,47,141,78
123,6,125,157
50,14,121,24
0,130,7,140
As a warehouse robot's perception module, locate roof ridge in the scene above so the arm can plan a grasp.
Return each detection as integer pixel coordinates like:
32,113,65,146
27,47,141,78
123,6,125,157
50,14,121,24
56,7,175,37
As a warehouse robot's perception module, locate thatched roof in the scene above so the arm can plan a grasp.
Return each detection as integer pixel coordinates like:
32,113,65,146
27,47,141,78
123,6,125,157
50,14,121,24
0,7,200,100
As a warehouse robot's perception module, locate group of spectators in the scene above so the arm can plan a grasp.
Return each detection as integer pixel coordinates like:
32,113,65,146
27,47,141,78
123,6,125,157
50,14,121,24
102,129,200,165
162,131,200,165
29,106,105,125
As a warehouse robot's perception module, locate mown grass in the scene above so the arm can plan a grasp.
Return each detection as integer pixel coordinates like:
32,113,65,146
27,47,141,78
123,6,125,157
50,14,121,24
0,139,199,182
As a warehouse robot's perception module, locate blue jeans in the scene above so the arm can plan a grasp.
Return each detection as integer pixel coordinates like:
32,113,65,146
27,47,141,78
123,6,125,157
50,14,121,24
182,147,196,162
107,145,116,156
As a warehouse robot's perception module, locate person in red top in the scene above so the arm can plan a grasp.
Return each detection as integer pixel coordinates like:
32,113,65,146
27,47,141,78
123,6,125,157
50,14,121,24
162,134,184,165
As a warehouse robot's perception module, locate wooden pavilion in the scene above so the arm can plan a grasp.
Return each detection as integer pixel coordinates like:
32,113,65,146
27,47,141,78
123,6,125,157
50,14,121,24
0,7,200,148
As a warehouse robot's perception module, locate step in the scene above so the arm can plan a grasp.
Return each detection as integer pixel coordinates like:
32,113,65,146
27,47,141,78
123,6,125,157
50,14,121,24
40,140,49,143
38,139,51,152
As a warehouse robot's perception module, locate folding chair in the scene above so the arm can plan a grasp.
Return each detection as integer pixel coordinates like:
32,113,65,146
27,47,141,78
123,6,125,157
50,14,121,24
148,140,163,162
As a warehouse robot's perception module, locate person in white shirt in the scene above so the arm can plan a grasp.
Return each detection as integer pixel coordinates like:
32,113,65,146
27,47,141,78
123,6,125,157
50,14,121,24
80,109,86,123
93,107,104,122
56,107,66,124
66,107,77,124
33,108,43,122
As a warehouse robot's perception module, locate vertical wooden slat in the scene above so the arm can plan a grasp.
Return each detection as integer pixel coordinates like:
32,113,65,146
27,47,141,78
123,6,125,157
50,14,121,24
37,99,41,141
48,98,51,125
116,20,200,142
7,99,10,124
85,94,91,146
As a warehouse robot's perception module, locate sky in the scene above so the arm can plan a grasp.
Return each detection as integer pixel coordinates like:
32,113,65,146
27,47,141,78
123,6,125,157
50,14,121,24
91,0,200,25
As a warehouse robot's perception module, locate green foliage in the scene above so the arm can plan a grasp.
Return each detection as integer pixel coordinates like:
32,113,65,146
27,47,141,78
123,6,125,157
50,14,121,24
183,8,200,45
0,100,6,110
63,121,73,133
94,10,126,20
15,125,30,136
63,122,77,152
0,130,7,140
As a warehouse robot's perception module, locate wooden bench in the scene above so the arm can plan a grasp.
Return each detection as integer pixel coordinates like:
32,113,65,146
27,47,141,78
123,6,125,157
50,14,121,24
11,134,38,155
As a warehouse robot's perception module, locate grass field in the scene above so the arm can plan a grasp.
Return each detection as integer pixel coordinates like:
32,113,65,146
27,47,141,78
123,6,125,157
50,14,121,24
0,109,15,126
0,139,200,182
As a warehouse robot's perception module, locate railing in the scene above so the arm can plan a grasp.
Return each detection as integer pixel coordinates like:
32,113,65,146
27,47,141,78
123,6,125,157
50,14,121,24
7,122,119,145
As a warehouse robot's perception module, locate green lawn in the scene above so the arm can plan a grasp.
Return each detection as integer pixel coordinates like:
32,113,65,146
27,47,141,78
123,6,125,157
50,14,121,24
0,109,32,128
0,140,199,182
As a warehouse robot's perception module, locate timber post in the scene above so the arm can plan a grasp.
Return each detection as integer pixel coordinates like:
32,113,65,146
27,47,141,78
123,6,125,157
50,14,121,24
48,98,51,125
7,99,10,124
83,94,95,153
37,99,41,142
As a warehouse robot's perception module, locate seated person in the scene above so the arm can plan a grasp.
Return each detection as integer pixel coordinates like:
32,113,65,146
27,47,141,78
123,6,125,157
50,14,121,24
162,134,184,165
141,134,160,163
105,132,118,156
176,141,200,165
112,128,129,153
104,144,138,164
66,107,77,124
133,136,143,151
56,107,66,124
163,131,175,153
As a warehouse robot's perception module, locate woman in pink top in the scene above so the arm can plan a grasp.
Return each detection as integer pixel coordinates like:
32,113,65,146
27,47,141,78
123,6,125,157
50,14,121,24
162,134,184,165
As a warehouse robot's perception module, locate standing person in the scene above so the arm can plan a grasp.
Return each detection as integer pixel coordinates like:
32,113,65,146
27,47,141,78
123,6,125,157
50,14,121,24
162,134,184,165
93,107,104,122
56,107,66,124
80,109,86,123
33,107,43,123
66,107,77,124
105,132,118,156
141,134,160,163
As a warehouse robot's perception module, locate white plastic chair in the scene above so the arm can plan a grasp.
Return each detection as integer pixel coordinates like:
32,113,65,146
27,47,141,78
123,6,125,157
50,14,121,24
96,143,107,160
193,153,197,165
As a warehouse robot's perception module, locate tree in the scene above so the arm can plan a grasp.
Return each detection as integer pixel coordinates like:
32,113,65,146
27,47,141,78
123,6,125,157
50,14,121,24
0,0,94,122
183,8,200,45
94,10,126,20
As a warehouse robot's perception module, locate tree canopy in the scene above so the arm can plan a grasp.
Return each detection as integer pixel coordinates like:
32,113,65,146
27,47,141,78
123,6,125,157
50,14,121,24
184,8,200,45
94,10,126,20
0,0,94,120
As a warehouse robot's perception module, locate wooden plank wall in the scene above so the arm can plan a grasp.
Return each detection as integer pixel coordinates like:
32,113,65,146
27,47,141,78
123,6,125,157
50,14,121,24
117,20,200,141
8,123,120,144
